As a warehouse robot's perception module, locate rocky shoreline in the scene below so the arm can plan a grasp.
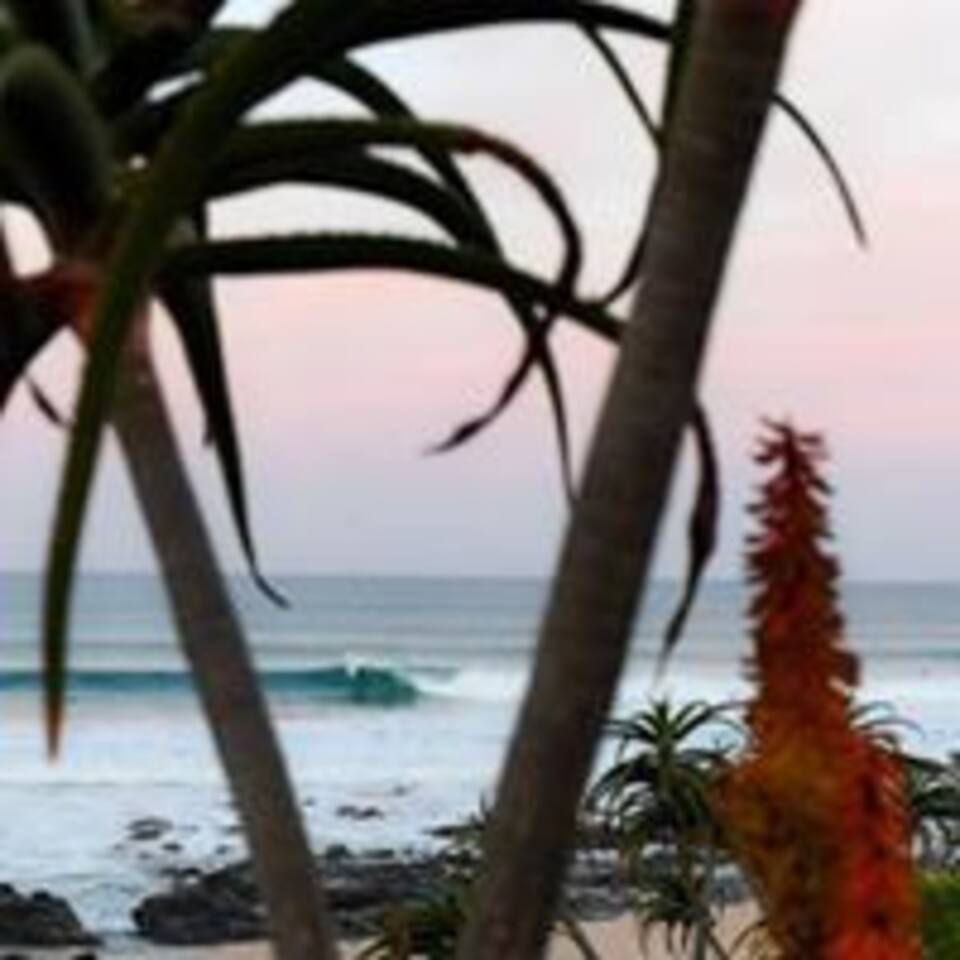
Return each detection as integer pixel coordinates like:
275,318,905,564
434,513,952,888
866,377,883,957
132,846,634,946
0,845,635,950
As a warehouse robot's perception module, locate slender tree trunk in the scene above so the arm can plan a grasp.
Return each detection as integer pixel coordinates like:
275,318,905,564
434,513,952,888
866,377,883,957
112,317,340,960
455,3,804,958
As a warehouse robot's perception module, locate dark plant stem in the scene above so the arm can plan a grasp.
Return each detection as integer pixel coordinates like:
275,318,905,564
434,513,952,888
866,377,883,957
557,904,602,960
455,3,803,958
112,319,340,960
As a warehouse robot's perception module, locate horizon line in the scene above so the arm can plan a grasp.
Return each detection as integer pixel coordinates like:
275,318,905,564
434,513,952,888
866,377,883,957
0,569,957,587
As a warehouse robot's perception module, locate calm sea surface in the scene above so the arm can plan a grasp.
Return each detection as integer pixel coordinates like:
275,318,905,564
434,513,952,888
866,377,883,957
1,573,957,933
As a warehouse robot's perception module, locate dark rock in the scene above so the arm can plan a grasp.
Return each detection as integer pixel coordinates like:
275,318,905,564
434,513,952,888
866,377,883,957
132,844,635,946
128,817,173,842
162,842,182,854
132,865,265,945
0,885,99,946
73,952,97,960
335,804,384,821
364,848,395,861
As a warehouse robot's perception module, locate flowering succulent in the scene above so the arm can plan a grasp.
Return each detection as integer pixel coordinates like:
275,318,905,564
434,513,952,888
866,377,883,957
716,422,919,959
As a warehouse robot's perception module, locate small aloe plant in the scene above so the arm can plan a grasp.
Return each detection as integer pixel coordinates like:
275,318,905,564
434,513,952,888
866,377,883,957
588,699,740,958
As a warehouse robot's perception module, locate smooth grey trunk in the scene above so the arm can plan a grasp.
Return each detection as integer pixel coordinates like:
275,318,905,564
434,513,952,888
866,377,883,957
455,4,802,958
112,321,340,960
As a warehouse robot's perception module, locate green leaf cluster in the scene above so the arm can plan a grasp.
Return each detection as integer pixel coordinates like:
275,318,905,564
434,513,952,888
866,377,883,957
0,0,867,751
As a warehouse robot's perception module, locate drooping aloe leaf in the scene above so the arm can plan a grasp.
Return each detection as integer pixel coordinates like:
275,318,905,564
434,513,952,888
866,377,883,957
660,0,697,133
112,81,201,159
167,231,592,498
558,2,660,148
352,2,670,51
659,406,719,666
118,44,581,526
207,149,576,475
427,326,575,503
139,39,612,492
0,228,63,411
6,0,93,72
43,0,380,753
165,232,621,341
0,293,64,412
159,215,286,608
297,58,577,485
218,119,582,293
226,149,482,225
91,0,228,115
594,0,695,307
774,93,868,248
26,376,70,428
0,44,110,251
218,117,585,491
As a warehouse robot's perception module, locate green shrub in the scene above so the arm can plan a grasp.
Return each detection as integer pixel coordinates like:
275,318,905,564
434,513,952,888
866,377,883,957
921,872,960,958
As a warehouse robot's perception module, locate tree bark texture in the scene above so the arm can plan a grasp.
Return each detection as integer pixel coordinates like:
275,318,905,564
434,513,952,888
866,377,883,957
113,322,341,960
456,3,804,958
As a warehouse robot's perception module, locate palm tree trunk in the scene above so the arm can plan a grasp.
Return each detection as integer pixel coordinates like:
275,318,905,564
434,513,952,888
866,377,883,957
112,318,340,960
455,3,804,958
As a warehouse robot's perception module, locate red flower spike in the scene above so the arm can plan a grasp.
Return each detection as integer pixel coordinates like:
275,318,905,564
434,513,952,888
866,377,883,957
714,422,919,960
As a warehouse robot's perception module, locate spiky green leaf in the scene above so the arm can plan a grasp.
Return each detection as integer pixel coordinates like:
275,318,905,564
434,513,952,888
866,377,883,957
43,0,379,754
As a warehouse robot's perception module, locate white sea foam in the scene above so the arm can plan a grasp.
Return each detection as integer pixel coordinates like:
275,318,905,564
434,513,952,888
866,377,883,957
1,575,957,933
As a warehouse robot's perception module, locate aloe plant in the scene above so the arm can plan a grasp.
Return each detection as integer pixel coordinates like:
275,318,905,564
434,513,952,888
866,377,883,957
0,3,869,958
589,699,740,959
0,3,675,959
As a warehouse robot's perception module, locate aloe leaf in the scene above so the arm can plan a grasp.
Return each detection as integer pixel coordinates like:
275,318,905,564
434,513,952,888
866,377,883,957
112,81,200,158
659,406,719,666
138,44,584,490
158,216,286,608
0,45,110,251
165,232,621,341
774,92,868,248
220,117,584,490
116,48,581,534
0,228,63,411
286,59,576,483
354,2,670,50
43,0,378,753
26,376,70,428
314,59,578,489
220,119,581,292
151,4,669,80
209,151,484,244
0,293,64,412
559,4,660,148
168,229,588,495
6,0,93,72
428,328,575,503
91,0,229,114
594,0,696,307
661,0,697,133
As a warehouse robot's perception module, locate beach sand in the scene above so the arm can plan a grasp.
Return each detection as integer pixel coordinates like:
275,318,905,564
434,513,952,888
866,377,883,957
12,903,757,960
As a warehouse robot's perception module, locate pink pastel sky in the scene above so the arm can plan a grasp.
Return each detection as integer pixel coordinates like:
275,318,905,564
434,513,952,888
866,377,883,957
2,0,958,581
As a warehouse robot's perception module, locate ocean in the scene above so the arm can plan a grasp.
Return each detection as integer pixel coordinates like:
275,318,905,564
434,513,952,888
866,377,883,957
1,573,957,934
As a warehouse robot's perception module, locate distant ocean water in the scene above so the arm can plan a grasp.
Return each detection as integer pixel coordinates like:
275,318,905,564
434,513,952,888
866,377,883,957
0,573,957,934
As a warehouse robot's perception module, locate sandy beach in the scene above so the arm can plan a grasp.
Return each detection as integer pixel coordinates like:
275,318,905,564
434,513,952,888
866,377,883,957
230,903,758,958
8,904,760,960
